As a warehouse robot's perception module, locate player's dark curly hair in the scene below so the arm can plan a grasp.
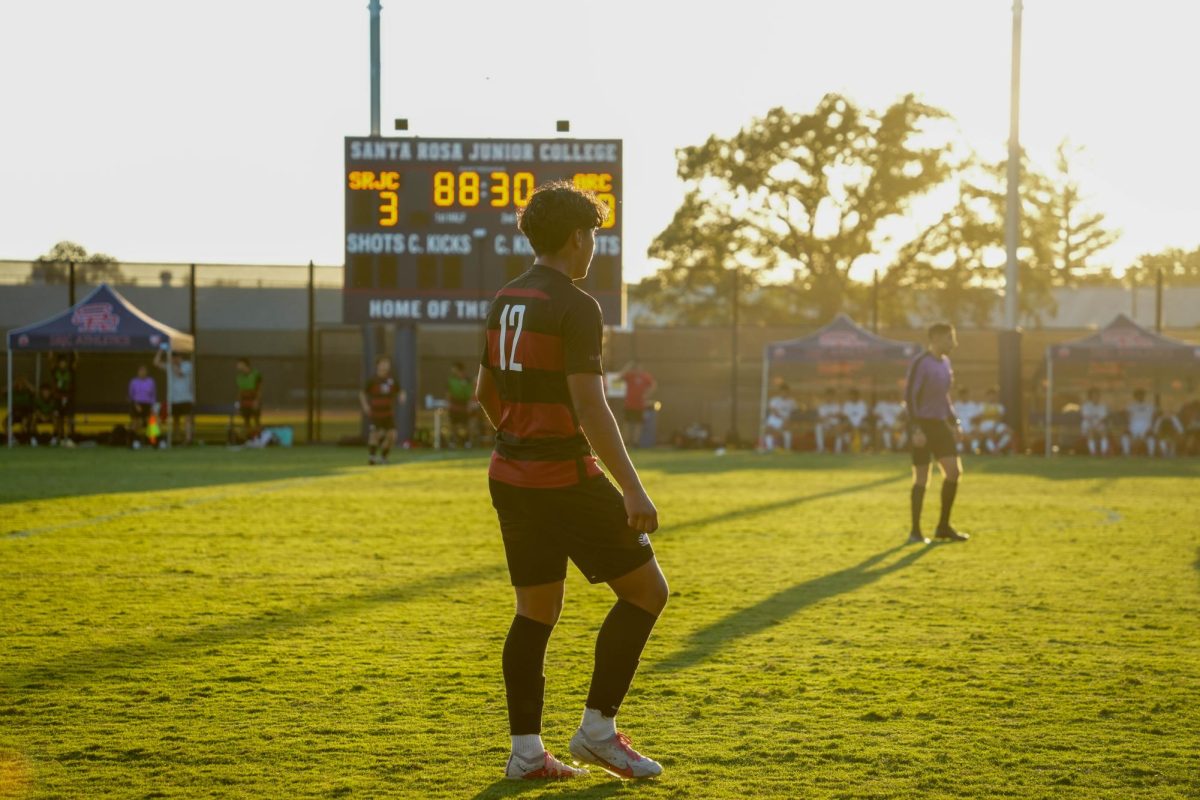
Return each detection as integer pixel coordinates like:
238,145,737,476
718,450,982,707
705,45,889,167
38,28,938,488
927,322,955,339
517,181,609,255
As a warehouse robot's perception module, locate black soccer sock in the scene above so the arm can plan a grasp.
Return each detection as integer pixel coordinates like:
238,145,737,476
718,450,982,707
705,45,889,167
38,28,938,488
502,614,554,735
368,444,377,456
910,485,926,532
938,480,958,529
585,599,660,718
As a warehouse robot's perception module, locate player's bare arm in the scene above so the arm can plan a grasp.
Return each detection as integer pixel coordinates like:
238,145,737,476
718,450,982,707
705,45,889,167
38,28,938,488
474,366,500,429
568,373,658,534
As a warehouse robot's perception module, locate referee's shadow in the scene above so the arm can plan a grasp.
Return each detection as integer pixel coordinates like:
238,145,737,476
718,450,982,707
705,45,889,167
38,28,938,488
651,542,935,673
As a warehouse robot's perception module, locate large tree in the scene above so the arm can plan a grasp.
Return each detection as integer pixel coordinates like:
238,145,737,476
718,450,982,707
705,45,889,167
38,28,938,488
1123,245,1200,286
890,144,1118,326
647,94,959,322
29,241,123,284
877,180,1000,328
1044,142,1120,286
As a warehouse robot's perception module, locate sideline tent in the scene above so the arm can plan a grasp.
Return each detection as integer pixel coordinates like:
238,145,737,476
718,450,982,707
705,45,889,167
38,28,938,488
6,283,194,447
760,314,919,436
1041,313,1200,455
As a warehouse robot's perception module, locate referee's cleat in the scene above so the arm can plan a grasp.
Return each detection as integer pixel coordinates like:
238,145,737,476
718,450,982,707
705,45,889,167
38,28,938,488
907,531,931,545
505,750,588,780
934,525,970,542
569,729,662,779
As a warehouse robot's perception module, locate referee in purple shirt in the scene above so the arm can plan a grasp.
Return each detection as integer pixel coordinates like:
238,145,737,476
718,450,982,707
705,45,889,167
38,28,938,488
904,323,969,543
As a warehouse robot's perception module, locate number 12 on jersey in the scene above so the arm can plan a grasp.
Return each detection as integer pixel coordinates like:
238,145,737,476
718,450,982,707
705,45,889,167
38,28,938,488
498,304,525,372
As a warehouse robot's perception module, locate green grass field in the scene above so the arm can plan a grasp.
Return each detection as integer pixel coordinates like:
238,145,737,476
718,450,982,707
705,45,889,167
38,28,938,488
1,448,1198,799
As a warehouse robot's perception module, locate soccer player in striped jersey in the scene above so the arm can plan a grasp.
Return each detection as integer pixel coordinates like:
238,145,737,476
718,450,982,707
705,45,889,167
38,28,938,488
359,356,404,465
476,182,668,781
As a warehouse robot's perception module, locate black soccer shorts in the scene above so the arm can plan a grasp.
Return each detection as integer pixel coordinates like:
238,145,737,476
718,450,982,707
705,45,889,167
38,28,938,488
912,418,958,466
490,474,656,587
369,416,396,432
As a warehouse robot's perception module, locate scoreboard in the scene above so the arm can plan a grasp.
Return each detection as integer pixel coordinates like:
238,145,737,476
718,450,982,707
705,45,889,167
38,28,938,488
344,137,623,325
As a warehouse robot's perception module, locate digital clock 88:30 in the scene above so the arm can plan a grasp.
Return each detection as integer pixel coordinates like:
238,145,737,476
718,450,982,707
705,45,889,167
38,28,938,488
346,169,616,229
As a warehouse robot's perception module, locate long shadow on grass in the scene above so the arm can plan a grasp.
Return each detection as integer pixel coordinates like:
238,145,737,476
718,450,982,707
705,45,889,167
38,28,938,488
970,456,1200,481
643,451,907,476
4,565,502,689
669,474,904,533
468,778,627,800
0,448,488,508
652,543,935,672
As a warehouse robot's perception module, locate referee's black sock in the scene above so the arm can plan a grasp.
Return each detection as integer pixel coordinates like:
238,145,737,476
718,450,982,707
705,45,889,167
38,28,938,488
938,480,958,529
585,599,659,718
368,444,377,457
503,614,554,735
910,485,926,532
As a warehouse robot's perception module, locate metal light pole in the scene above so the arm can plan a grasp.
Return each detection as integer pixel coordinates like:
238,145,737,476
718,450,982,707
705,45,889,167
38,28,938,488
729,265,740,447
1004,0,1023,330
369,0,381,137
999,0,1025,451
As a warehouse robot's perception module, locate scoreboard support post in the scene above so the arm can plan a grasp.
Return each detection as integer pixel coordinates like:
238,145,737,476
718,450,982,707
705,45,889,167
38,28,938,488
394,324,418,445
361,324,377,441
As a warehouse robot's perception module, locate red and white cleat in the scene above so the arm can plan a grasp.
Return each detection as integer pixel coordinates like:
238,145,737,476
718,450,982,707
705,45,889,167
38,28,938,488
569,729,663,779
505,750,589,780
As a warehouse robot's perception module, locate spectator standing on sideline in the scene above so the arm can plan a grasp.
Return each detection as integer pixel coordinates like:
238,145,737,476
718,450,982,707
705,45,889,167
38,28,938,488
1080,388,1110,456
4,376,37,442
234,358,263,441
447,361,474,448
31,383,57,445
154,348,195,445
620,360,657,447
51,352,78,444
128,364,157,449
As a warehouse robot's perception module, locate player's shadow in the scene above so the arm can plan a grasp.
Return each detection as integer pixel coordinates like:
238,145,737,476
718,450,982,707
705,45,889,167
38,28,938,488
668,474,904,533
467,777,628,800
652,543,935,673
642,451,906,476
970,456,1200,480
0,448,489,509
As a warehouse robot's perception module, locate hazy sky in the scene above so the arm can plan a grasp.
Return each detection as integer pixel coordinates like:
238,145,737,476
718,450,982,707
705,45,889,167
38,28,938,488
2,0,1197,281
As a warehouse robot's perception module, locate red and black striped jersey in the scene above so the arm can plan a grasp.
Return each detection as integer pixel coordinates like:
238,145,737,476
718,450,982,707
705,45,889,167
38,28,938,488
482,265,605,489
364,376,400,418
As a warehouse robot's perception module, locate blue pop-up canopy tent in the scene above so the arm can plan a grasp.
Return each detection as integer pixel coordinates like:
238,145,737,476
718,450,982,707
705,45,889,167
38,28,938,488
759,314,920,437
6,283,194,446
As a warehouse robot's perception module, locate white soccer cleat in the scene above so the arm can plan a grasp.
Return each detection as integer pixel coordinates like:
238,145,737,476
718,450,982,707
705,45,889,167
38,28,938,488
569,728,663,779
505,750,588,780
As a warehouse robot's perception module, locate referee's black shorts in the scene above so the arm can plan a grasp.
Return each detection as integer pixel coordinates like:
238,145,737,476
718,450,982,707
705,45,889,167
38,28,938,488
912,418,958,466
490,474,655,587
